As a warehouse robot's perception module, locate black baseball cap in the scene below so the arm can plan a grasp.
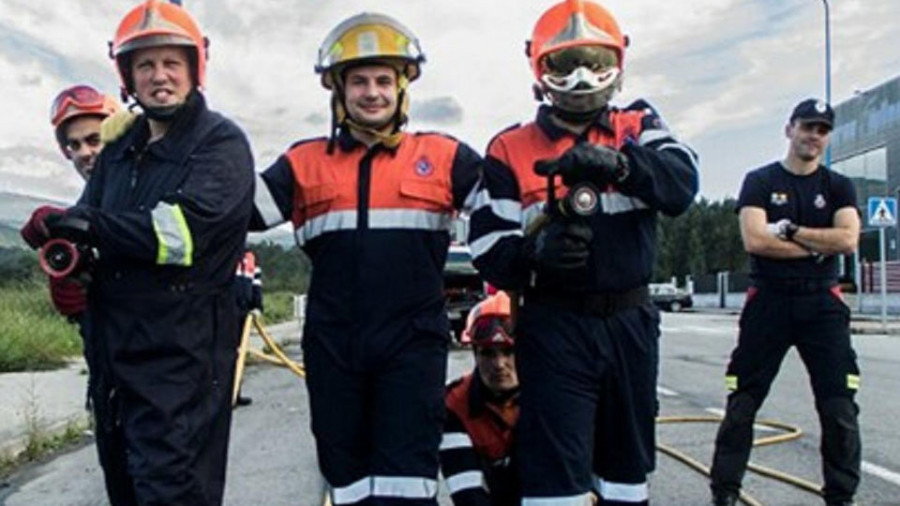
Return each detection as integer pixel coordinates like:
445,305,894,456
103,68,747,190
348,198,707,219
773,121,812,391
789,98,834,129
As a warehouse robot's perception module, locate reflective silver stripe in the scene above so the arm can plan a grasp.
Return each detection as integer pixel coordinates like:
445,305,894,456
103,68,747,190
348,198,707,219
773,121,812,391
638,129,672,146
658,142,700,168
471,188,523,224
469,229,522,259
254,173,285,227
600,192,649,215
440,432,473,450
595,477,649,502
331,476,371,505
295,210,357,247
151,202,192,266
372,476,438,499
522,492,595,505
368,209,453,231
445,470,485,494
522,202,545,230
462,182,481,213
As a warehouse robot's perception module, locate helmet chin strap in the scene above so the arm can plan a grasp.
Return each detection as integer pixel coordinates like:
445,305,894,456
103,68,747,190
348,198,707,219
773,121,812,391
136,89,198,122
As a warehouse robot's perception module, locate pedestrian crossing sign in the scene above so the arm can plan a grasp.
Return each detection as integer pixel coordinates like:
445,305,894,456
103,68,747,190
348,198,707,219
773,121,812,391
867,197,897,227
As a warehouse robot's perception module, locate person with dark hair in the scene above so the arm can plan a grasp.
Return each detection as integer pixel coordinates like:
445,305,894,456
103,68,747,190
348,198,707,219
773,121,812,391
709,99,861,506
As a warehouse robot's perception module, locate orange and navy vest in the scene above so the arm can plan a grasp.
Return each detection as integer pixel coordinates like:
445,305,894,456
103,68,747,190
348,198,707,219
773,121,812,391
445,374,519,462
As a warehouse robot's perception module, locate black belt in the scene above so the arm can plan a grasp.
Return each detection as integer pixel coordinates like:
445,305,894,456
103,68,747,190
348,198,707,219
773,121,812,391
525,286,650,317
753,278,837,294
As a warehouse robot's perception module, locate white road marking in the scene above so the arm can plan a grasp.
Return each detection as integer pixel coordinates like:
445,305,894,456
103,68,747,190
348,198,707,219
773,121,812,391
862,461,900,488
657,386,679,397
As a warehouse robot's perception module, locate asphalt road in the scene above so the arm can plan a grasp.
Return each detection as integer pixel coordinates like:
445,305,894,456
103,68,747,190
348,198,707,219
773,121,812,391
2,312,899,505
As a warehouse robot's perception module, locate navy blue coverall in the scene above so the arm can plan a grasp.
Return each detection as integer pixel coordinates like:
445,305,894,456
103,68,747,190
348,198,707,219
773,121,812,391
76,91,254,506
251,128,480,505
469,103,698,505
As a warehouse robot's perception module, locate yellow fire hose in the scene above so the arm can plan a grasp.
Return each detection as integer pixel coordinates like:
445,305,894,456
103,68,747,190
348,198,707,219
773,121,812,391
656,415,824,505
232,311,305,406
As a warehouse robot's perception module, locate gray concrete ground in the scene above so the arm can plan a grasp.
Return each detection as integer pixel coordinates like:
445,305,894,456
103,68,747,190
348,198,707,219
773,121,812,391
1,312,899,505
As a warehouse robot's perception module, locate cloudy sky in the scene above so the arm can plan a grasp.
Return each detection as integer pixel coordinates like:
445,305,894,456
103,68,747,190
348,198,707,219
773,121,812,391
2,0,899,203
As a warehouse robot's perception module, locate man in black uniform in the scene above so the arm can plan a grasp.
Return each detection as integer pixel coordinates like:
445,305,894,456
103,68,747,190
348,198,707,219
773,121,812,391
709,99,861,506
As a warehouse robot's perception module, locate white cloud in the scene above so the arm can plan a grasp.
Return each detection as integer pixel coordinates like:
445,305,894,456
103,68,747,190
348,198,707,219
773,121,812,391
1,0,899,201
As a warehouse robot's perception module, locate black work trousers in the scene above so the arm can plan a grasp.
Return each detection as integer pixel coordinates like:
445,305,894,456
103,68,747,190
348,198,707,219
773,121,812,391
710,285,861,504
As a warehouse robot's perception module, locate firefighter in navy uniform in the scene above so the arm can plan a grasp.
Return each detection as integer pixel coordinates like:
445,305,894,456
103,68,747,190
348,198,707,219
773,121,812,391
440,292,520,506
709,100,861,506
33,1,255,504
250,13,481,506
468,1,699,504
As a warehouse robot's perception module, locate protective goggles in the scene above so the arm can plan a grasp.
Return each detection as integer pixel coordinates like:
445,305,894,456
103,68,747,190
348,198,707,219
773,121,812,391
50,86,106,126
471,317,514,348
541,66,620,95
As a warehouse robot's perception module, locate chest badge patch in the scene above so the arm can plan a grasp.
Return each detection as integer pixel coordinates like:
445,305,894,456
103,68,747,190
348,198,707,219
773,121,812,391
414,156,434,177
770,192,788,206
814,193,826,209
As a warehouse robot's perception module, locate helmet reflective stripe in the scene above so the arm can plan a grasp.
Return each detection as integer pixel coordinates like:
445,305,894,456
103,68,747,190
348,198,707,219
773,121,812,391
545,11,619,50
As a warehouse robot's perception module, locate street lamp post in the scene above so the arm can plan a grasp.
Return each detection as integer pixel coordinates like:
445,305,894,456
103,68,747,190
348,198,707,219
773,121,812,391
822,0,832,168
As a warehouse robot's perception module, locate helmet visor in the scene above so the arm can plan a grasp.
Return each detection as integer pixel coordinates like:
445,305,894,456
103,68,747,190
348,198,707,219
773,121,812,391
50,86,105,126
471,316,515,348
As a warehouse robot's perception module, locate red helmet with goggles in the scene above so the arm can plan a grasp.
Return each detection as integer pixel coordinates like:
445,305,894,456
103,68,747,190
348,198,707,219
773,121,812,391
464,292,514,348
50,85,120,156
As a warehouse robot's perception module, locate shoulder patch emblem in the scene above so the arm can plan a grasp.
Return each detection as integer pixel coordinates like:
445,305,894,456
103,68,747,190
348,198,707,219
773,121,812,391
414,156,434,177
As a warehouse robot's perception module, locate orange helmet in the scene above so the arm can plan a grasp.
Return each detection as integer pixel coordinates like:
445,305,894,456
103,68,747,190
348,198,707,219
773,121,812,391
109,0,208,96
527,0,627,82
50,85,121,155
464,292,514,348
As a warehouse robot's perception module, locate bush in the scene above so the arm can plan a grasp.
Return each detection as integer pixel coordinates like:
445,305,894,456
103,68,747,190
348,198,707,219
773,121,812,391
0,283,82,372
261,290,296,325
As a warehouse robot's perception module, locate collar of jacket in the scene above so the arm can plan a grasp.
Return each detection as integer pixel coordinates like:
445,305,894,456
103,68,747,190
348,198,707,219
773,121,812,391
535,104,614,141
336,125,403,155
108,91,209,164
468,368,520,418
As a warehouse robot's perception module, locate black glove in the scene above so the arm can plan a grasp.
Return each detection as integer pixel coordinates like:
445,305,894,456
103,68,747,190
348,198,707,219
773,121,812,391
556,142,630,187
524,220,593,271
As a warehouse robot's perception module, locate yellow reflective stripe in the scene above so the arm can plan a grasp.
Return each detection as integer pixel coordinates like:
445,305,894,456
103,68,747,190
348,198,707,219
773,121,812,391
151,203,193,266
847,374,860,390
725,375,737,391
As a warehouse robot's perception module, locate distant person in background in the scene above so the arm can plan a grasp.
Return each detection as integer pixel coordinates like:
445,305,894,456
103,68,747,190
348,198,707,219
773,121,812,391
441,292,520,506
709,99,861,506
234,248,263,407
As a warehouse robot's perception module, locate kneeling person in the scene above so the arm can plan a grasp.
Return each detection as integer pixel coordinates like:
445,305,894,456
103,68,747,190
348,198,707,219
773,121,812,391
441,292,520,506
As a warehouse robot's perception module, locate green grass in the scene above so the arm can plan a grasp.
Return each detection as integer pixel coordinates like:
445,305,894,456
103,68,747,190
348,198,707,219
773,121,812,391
262,290,297,324
0,285,298,373
0,284,81,373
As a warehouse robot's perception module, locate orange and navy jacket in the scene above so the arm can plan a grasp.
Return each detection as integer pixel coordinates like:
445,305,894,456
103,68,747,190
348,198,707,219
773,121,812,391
468,102,699,293
440,373,519,506
235,250,262,313
251,128,480,366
